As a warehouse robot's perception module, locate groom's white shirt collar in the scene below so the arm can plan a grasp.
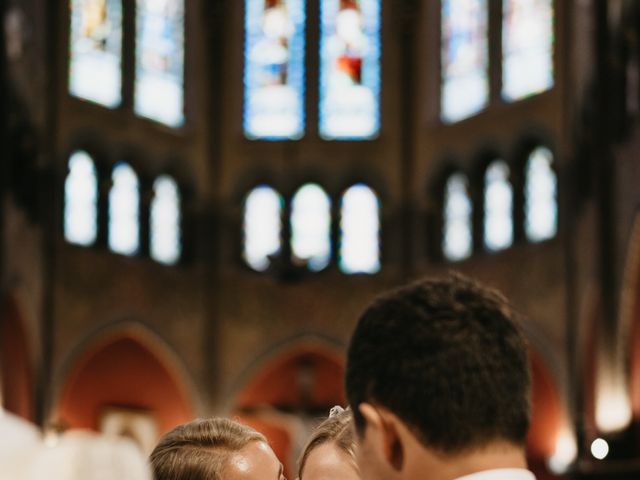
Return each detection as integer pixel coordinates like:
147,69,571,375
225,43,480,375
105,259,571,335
454,468,536,480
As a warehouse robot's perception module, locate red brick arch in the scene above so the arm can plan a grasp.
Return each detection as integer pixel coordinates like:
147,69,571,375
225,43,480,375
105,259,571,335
55,326,194,436
232,342,346,478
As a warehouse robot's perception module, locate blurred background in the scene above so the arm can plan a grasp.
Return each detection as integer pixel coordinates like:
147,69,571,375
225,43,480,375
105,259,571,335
1,0,639,478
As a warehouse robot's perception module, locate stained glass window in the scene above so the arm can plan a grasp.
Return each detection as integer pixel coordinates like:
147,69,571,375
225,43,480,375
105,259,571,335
150,176,181,264
135,0,185,127
64,151,99,246
443,173,473,261
484,161,513,251
243,186,284,271
290,184,332,271
503,0,554,101
525,147,557,242
339,184,380,274
441,0,488,123
319,0,381,139
108,163,140,255
69,0,122,107
244,0,306,140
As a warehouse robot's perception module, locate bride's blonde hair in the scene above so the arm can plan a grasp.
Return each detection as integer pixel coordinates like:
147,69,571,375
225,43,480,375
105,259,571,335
298,407,356,479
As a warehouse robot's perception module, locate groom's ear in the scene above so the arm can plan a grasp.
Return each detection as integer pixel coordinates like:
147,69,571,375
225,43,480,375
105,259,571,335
359,403,405,472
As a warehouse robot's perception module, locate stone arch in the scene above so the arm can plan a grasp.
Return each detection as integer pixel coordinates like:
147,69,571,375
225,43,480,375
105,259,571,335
0,294,33,420
54,322,196,442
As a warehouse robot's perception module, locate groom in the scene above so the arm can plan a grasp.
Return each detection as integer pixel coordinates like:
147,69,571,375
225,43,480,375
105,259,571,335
345,274,536,480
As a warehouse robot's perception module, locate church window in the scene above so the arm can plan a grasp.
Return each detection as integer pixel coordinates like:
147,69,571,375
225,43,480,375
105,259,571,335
443,173,473,261
441,0,489,123
339,184,380,274
244,0,306,140
319,0,381,139
69,0,123,107
135,0,185,126
243,186,284,271
64,151,99,246
108,163,140,256
484,160,513,251
502,0,554,101
291,184,332,271
524,146,557,242
150,175,182,264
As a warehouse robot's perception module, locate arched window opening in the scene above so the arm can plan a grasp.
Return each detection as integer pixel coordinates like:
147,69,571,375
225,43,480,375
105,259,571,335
64,151,99,246
135,0,185,127
525,146,557,242
441,0,489,123
108,163,140,256
244,0,306,140
319,0,381,139
442,173,473,261
243,186,284,271
69,0,123,107
484,160,513,251
502,0,554,101
290,184,332,271
339,184,380,274
150,175,182,265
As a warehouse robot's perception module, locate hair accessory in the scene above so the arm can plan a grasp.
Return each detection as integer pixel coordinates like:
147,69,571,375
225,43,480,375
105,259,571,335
329,406,345,418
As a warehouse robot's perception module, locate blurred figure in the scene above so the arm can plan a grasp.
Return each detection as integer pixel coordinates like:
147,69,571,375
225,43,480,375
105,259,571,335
345,274,535,480
298,406,359,480
150,417,285,480
30,430,152,480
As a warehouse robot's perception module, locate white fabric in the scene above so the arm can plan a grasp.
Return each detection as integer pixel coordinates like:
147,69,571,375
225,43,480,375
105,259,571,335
455,468,536,480
29,430,152,480
0,410,41,480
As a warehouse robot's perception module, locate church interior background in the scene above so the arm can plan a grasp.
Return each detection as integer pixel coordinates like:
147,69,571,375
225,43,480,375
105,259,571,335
3,0,640,478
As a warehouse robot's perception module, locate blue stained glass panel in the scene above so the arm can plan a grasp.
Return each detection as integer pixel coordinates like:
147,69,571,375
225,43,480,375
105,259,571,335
244,0,306,140
69,0,122,107
319,0,381,139
503,0,554,100
441,0,489,123
135,0,185,127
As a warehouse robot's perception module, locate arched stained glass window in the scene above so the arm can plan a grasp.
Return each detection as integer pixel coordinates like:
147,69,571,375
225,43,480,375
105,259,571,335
243,186,284,271
244,0,306,140
441,0,489,123
64,151,99,246
108,163,140,255
150,176,181,264
484,161,513,251
135,0,185,127
502,0,554,101
525,147,557,242
443,173,472,261
69,0,122,107
339,184,380,274
291,184,332,271
319,0,381,139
